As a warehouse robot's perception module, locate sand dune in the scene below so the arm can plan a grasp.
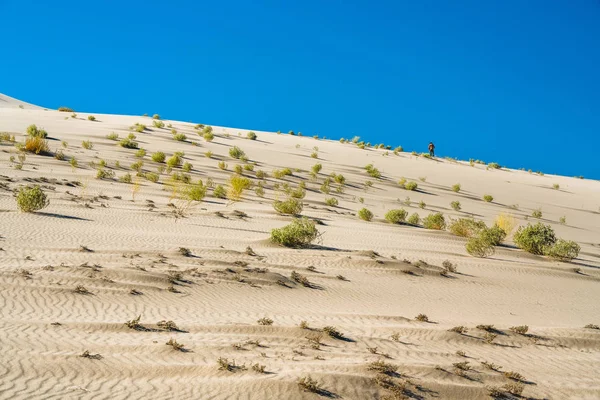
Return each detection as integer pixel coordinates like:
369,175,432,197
0,95,599,399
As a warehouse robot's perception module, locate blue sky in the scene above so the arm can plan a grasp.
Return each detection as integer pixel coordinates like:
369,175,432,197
1,1,599,178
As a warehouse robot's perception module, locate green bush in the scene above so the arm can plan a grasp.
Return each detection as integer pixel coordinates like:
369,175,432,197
153,120,165,128
545,239,580,261
107,132,119,140
357,207,373,221
203,131,214,142
407,213,420,225
385,209,408,224
152,114,160,120
532,209,542,219
452,184,461,192
448,218,486,237
229,146,245,159
213,184,226,199
187,182,207,201
16,186,49,212
273,198,303,215
325,197,338,207
119,173,132,183
450,201,461,211
466,236,495,258
256,170,267,179
480,225,507,246
87,115,96,121
365,164,381,179
271,218,319,248
119,138,138,149
182,162,193,172
58,106,74,112
82,140,94,150
488,162,501,169
513,223,556,255
173,133,187,141
145,172,159,183
167,155,182,168
152,152,166,163
247,131,257,140
483,194,493,202
96,169,115,180
423,213,446,230
405,181,418,191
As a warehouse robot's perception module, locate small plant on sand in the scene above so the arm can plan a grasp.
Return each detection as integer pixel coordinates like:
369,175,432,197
257,317,274,326
466,236,495,258
452,183,461,192
246,131,257,140
509,325,529,335
495,213,517,236
81,140,94,150
385,209,408,224
405,181,418,191
322,326,344,339
107,132,119,140
227,175,252,201
74,285,91,294
273,197,303,215
291,271,312,287
297,376,323,393
96,169,115,180
442,260,456,273
271,218,319,248
166,338,184,351
213,184,226,199
87,115,96,121
229,146,245,159
24,137,49,154
531,208,543,219
167,154,182,168
449,218,486,237
182,162,193,172
152,120,165,128
134,148,146,158
358,207,374,221
16,186,49,212
407,213,420,225
422,213,446,230
449,326,468,334
504,371,526,382
483,194,493,202
325,197,338,207
450,201,461,211
173,133,187,141
513,223,556,255
367,359,397,375
151,152,166,163
415,314,429,322
119,137,138,149
584,324,599,330
186,182,207,201
124,315,143,330
27,124,48,138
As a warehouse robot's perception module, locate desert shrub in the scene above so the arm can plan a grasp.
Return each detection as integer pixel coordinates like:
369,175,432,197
152,120,164,128
247,131,257,140
531,208,542,219
132,123,146,133
203,131,214,142
448,218,486,237
423,213,446,230
213,184,226,199
87,115,96,121
418,200,426,209
69,158,78,168
407,213,420,225
119,173,132,183
96,169,115,180
131,161,144,172
332,173,345,185
255,170,266,179
479,225,506,246
365,164,381,179
218,161,227,170
229,146,245,159
227,175,252,201
545,239,580,261
107,132,119,140
450,201,461,211
297,376,323,393
513,223,556,255
167,155,182,168
357,207,373,221
243,164,254,172
466,236,495,258
488,162,500,169
182,162,193,172
289,187,306,199
483,194,493,202
325,197,338,207
271,217,319,248
204,150,213,158
385,209,408,224
58,106,74,112
495,213,517,236
272,168,293,179
452,183,461,192
187,182,207,201
273,198,303,215
398,177,407,187
320,179,330,194
119,138,138,149
233,164,243,175
144,172,159,183
26,124,48,139
310,151,318,159
16,186,49,212
82,140,94,150
54,150,65,160
173,133,187,141
24,137,49,154
255,186,265,197
151,152,166,163
405,181,418,191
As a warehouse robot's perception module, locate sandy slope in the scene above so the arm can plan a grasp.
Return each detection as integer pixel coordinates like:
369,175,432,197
0,95,599,400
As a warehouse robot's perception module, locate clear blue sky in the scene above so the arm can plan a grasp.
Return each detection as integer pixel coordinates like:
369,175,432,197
2,1,599,178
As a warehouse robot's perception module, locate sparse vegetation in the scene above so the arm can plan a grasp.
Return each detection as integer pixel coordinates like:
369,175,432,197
483,194,493,202
407,213,420,225
82,140,94,150
405,181,418,191
509,325,529,335
450,201,461,211
271,218,319,248
358,207,374,221
452,183,461,192
532,208,543,219
24,137,49,154
257,317,274,325
422,213,446,230
385,209,408,224
415,314,429,322
16,186,49,212
229,146,245,159
513,223,557,255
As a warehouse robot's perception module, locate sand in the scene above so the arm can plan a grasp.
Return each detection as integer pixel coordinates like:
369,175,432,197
0,95,599,399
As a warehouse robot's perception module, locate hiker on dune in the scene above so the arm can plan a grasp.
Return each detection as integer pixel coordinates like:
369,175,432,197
428,142,435,157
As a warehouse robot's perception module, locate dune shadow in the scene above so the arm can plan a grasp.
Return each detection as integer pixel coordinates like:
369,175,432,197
36,212,92,221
